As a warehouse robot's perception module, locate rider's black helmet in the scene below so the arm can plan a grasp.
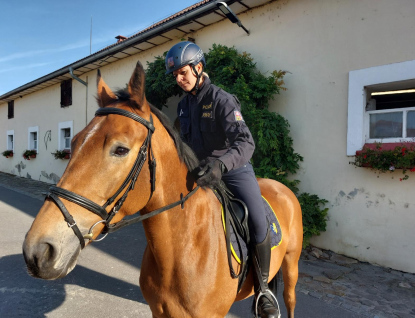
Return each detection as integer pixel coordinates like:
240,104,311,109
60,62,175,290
165,41,205,75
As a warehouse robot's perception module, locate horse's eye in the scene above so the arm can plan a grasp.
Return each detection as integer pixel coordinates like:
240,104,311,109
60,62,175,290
114,147,129,157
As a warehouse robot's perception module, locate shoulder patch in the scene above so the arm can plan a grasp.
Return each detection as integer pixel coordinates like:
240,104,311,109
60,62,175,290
234,110,244,122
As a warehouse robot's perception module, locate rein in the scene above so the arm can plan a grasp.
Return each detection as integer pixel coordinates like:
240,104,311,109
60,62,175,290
46,107,199,248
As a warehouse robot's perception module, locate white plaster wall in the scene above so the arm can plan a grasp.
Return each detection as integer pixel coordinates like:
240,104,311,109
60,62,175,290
0,79,88,183
1,0,415,272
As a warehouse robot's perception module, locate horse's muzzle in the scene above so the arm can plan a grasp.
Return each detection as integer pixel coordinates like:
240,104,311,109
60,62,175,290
22,235,80,280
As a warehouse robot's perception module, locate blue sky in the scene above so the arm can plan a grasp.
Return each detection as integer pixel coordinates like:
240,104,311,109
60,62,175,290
0,0,198,96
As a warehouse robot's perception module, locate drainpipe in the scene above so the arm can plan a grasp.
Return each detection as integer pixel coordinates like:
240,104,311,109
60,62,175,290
69,67,87,86
69,67,88,126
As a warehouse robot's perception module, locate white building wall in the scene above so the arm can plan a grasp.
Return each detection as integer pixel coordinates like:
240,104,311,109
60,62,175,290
0,79,89,182
1,0,414,272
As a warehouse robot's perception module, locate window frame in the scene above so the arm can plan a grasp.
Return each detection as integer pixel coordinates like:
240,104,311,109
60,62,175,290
28,126,39,152
6,130,14,151
347,60,415,155
58,121,73,151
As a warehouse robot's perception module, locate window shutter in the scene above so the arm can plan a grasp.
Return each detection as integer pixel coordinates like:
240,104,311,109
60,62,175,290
61,79,72,107
8,101,14,119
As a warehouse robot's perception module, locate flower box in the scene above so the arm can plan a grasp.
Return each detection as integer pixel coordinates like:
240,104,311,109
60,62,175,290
351,142,415,180
2,150,13,158
52,149,71,160
23,150,37,160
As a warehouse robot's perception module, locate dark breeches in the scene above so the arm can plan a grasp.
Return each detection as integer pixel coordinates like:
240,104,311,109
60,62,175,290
222,163,268,244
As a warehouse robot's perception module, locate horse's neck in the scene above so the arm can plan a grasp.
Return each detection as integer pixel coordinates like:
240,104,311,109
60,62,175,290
137,115,223,271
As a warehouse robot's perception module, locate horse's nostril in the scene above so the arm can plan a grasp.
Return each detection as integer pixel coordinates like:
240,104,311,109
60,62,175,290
38,242,57,263
23,241,60,278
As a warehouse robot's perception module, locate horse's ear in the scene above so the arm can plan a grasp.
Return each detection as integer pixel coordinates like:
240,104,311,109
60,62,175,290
96,69,117,107
128,61,147,109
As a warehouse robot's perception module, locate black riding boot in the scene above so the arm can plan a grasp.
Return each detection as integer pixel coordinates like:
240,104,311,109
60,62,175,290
252,229,280,318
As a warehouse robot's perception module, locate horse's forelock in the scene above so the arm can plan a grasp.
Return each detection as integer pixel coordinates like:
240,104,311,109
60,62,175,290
96,88,132,108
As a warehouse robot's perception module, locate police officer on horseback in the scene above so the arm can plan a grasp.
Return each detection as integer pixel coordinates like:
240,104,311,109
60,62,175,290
166,41,279,318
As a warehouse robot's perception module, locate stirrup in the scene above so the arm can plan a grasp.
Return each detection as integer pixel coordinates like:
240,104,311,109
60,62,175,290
255,289,281,318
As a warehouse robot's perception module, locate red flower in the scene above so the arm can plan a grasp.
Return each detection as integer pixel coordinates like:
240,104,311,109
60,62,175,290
402,147,406,156
400,178,403,181
363,155,367,159
411,167,415,172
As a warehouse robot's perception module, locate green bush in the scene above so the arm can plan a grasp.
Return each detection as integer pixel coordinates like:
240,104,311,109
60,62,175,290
145,44,328,247
298,193,328,248
145,53,182,109
205,44,303,192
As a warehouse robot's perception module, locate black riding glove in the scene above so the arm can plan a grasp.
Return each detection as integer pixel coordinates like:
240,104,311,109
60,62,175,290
196,160,226,187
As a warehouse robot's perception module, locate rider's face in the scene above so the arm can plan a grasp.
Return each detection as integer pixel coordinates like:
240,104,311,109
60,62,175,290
173,63,203,93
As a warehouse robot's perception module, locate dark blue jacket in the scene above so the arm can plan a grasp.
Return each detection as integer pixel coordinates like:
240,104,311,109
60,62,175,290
177,76,255,172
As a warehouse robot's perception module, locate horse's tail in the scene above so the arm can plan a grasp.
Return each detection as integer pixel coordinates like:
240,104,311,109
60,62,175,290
250,269,282,315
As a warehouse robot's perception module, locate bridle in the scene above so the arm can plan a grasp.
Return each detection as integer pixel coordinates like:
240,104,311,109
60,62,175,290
47,107,199,249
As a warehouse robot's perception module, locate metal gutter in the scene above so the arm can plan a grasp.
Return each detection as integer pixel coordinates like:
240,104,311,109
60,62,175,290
0,0,227,102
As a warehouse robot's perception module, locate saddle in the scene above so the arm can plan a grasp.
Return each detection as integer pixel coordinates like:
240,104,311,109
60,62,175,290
213,182,283,293
213,183,251,292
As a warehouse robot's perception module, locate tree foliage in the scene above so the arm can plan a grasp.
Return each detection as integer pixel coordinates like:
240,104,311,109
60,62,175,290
145,53,182,108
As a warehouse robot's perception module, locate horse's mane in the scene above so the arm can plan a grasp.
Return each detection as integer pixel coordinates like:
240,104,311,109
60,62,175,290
111,89,199,172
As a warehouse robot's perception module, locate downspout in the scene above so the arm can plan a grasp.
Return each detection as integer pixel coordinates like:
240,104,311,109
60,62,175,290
69,67,88,126
69,67,87,86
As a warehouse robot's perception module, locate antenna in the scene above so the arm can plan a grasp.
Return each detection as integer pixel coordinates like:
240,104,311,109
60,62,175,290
90,16,93,54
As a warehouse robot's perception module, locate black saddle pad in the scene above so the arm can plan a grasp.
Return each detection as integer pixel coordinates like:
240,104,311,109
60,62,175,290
221,196,282,264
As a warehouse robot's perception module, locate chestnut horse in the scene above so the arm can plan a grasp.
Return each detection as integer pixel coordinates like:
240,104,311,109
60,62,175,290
23,61,303,318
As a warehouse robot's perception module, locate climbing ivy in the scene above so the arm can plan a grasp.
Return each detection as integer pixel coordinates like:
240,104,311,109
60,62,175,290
145,44,328,246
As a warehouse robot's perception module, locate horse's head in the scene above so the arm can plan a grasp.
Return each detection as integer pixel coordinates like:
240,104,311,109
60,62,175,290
23,61,158,279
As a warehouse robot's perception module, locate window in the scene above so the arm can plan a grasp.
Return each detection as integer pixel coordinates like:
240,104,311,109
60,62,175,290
61,79,72,107
63,128,71,148
58,121,73,150
366,89,415,139
8,100,14,119
7,130,14,151
347,59,415,155
28,126,39,152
